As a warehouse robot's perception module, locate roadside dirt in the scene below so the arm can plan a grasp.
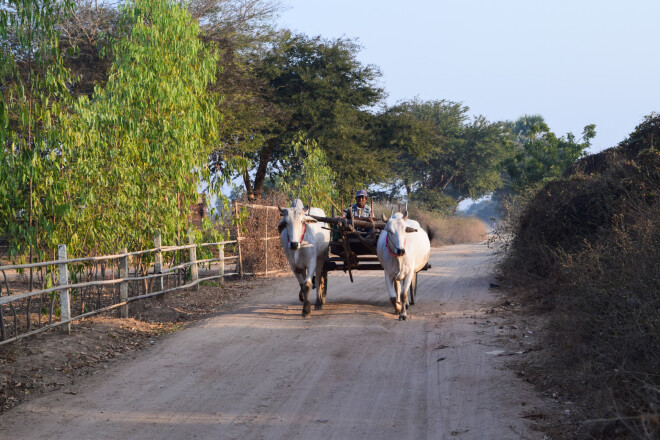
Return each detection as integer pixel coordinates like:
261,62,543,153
0,243,558,439
0,277,272,414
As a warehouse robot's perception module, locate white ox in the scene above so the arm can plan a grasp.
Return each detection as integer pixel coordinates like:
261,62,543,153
278,200,330,317
376,212,431,320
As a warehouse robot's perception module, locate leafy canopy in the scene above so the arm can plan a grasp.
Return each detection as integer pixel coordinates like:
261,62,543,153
503,114,596,192
277,134,337,214
379,99,511,211
232,32,385,199
0,0,74,259
62,0,221,254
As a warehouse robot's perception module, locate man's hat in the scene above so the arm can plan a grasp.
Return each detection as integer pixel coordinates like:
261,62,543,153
355,189,368,198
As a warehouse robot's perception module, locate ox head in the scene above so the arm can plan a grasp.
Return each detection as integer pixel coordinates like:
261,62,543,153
383,211,415,257
278,205,317,250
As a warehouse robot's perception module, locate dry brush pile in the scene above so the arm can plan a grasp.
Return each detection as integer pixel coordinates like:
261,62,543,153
499,115,660,439
235,195,290,275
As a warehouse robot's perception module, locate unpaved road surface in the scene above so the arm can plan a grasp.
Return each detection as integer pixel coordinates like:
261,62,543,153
0,243,545,439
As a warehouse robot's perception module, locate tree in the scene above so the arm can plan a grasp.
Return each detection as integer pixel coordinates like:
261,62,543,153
227,32,385,200
379,99,511,211
503,114,596,192
57,0,119,98
277,134,337,214
0,0,74,260
194,0,284,190
56,0,285,193
440,115,512,202
62,0,221,254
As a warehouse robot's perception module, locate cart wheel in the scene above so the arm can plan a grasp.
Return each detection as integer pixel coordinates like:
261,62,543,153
409,272,417,305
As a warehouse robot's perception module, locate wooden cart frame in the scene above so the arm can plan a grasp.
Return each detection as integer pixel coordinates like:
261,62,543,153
308,211,430,305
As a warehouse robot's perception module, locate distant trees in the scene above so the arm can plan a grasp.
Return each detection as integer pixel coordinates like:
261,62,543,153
378,99,512,212
375,107,595,214
502,115,596,192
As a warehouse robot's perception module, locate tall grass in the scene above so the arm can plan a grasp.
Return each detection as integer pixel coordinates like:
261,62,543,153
372,202,488,246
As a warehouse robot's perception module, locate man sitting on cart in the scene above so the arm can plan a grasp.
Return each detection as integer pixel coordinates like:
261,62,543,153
345,189,372,219
343,189,374,233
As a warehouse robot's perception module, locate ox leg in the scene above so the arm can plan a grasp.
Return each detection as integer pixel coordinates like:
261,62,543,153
301,263,315,317
301,279,313,317
399,273,414,321
314,263,324,310
386,275,402,315
294,269,306,302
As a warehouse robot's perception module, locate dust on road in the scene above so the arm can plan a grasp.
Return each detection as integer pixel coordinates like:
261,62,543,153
0,243,546,440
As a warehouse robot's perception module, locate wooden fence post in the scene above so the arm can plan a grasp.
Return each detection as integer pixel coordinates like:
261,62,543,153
218,242,224,279
154,232,164,293
189,232,199,291
57,245,71,334
119,248,128,318
234,201,244,278
264,207,268,275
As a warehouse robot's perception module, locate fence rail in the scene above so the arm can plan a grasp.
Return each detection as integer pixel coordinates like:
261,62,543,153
0,201,291,346
0,233,240,346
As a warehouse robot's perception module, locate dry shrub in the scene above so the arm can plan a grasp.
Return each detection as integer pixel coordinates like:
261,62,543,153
235,194,290,275
545,198,660,439
373,202,488,246
500,115,660,439
419,212,487,246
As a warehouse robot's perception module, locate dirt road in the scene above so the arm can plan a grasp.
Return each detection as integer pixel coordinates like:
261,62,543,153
0,243,546,440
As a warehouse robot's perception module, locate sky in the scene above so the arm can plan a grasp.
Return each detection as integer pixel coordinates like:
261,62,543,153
278,0,660,154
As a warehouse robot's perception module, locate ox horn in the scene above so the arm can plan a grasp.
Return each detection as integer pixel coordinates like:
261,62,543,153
403,210,408,221
381,213,388,222
278,205,286,215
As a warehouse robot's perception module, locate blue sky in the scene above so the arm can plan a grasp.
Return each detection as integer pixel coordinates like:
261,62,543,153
278,0,660,154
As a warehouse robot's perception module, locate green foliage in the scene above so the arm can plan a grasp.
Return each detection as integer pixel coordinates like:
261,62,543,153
237,32,385,198
62,0,221,254
0,0,74,259
277,134,337,213
409,188,457,214
379,99,511,209
503,114,596,192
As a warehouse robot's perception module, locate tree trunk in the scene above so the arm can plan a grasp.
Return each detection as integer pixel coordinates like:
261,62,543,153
252,139,276,200
242,169,254,201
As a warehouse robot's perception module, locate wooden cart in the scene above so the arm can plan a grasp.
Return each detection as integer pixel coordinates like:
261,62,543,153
308,211,429,306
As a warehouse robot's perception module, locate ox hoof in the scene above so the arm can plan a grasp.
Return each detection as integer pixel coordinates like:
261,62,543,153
302,303,312,318
390,297,400,313
399,315,407,321
314,301,323,310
